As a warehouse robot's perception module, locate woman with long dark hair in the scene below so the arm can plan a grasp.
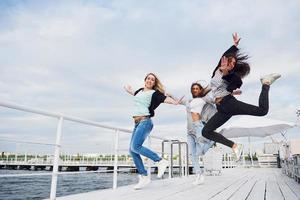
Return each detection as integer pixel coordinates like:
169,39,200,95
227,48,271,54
124,72,183,190
184,81,216,185
202,33,281,159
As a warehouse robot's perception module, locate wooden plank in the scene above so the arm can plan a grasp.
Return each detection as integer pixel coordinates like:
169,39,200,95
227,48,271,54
119,169,250,200
208,177,251,200
56,169,251,200
162,169,251,200
114,177,195,200
279,172,300,199
57,175,194,200
276,178,299,200
228,174,258,200
246,179,265,200
265,171,284,200
57,168,300,200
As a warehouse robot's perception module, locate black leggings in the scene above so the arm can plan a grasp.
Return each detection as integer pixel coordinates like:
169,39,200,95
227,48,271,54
202,85,270,148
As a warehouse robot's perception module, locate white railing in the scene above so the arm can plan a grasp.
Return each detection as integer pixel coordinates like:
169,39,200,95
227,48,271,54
0,101,171,200
1,155,237,167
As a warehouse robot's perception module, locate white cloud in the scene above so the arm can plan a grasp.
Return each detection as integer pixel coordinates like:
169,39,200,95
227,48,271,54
0,0,300,153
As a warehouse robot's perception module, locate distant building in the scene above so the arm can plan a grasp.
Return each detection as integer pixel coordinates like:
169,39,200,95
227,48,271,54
264,143,280,154
279,139,300,159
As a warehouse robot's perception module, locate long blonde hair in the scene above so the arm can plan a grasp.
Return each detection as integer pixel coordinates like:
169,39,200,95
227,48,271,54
144,73,165,94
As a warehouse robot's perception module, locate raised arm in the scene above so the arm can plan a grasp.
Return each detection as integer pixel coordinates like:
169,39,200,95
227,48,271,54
165,93,187,106
212,33,241,77
124,85,134,96
164,95,185,105
222,32,241,54
233,32,241,47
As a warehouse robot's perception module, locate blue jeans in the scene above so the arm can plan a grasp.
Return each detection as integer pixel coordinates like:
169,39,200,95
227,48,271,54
129,118,161,176
187,121,214,175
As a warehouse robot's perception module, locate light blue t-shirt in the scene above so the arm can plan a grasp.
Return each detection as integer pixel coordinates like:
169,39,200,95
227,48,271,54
133,89,155,116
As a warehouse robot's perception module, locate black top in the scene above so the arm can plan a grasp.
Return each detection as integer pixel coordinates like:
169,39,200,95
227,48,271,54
222,72,242,92
134,88,167,117
212,45,243,92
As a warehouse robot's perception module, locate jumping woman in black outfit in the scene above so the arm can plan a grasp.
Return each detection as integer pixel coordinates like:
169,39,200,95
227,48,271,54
202,33,281,159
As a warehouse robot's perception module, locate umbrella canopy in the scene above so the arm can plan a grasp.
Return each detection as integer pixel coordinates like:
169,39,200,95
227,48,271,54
218,116,296,138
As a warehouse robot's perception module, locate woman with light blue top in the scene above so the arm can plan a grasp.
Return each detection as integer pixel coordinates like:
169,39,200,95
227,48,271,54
124,72,184,190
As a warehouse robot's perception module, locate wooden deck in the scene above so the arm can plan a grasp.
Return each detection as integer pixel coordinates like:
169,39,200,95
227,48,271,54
56,168,300,200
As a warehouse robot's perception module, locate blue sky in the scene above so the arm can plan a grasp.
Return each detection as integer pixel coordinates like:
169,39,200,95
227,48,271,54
0,0,299,154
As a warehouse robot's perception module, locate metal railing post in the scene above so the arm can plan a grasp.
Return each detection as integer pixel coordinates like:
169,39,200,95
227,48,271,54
162,141,165,158
162,140,172,178
170,143,174,177
50,117,63,200
113,129,119,190
161,140,171,159
170,141,189,178
180,142,189,177
170,142,179,178
168,141,172,179
178,143,182,177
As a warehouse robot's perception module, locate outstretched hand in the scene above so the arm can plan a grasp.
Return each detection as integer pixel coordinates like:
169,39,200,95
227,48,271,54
219,56,229,74
165,95,185,105
232,32,241,47
124,84,134,95
175,95,185,105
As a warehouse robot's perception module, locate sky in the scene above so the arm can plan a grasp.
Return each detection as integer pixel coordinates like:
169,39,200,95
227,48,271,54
0,0,299,155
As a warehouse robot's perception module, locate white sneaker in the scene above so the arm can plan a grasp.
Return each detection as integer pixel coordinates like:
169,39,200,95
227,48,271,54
260,73,281,85
233,144,243,161
193,174,205,185
133,175,151,190
157,159,169,178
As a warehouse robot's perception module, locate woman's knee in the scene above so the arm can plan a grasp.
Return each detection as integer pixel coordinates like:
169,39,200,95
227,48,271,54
130,144,141,153
258,108,268,116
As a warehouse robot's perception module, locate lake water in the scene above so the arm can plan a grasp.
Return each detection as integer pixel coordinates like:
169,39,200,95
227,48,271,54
0,169,143,200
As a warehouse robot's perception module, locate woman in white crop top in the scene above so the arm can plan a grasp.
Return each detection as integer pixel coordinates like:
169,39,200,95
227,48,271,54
184,81,216,185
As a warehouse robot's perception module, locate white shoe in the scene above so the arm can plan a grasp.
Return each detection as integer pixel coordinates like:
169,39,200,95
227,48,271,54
260,73,281,85
233,144,243,161
193,174,205,185
133,175,151,190
157,159,169,178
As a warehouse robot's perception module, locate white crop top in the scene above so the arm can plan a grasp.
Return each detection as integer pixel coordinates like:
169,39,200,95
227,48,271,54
190,98,206,114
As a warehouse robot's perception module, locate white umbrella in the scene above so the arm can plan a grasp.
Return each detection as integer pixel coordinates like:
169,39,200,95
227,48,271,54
217,116,296,167
218,115,296,138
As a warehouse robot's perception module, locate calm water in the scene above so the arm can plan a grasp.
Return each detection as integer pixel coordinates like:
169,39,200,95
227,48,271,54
0,169,145,200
